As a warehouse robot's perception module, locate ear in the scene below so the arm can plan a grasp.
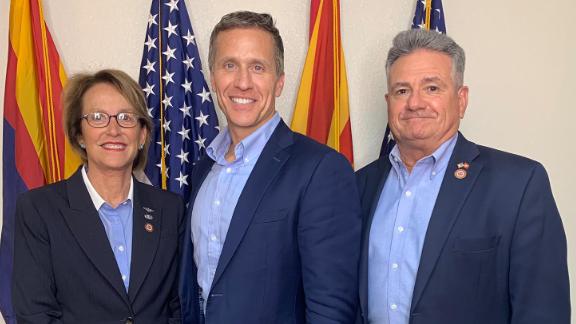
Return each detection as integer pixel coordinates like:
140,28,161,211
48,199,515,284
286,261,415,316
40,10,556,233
77,134,85,148
274,73,285,97
457,86,469,118
139,126,148,148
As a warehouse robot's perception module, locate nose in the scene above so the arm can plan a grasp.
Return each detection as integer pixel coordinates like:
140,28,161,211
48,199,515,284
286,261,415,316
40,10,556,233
233,67,253,90
105,117,122,135
407,90,425,110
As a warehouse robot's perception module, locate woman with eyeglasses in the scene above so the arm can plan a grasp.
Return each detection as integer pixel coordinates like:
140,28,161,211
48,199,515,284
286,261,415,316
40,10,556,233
12,69,183,324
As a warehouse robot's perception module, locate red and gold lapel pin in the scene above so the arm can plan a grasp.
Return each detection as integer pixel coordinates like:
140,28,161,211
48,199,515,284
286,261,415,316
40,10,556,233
454,162,470,180
144,223,154,233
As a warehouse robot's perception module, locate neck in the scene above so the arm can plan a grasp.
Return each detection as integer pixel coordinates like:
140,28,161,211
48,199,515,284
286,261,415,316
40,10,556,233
396,143,438,173
86,166,132,208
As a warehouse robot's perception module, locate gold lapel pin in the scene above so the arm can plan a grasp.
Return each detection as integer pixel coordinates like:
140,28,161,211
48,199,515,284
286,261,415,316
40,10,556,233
454,162,470,180
144,223,154,233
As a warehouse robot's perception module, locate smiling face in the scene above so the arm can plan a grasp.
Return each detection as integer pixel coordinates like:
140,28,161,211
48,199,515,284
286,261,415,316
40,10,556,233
210,27,285,142
78,82,147,175
386,49,468,155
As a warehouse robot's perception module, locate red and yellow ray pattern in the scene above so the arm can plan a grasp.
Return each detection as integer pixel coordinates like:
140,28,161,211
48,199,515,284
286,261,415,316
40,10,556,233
1,1,81,320
291,0,354,165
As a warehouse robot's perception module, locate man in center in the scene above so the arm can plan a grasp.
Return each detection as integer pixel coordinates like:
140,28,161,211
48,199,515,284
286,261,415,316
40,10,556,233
179,11,361,324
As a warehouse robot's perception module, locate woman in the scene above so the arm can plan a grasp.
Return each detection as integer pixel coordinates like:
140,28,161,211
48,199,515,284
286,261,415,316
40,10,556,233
12,69,183,324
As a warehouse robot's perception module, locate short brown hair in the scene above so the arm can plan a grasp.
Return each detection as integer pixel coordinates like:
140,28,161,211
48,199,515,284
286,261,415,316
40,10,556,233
208,11,284,75
62,69,153,171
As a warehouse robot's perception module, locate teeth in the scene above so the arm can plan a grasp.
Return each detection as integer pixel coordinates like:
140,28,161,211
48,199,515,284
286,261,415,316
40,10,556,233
102,143,126,149
231,97,254,104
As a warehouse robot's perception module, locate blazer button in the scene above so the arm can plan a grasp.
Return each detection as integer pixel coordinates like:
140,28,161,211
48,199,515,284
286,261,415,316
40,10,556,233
124,317,134,324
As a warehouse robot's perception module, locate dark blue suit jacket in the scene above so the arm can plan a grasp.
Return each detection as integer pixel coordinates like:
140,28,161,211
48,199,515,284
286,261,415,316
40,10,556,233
179,120,362,324
12,168,184,324
356,133,570,324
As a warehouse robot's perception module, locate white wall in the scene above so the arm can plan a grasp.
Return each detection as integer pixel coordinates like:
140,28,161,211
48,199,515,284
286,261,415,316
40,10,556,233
0,0,574,322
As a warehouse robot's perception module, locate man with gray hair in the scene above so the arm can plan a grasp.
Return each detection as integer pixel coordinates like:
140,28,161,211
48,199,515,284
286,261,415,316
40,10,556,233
356,29,570,324
179,11,361,324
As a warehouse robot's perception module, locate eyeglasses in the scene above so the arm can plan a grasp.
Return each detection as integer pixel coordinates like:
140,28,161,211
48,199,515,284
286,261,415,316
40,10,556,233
81,112,141,128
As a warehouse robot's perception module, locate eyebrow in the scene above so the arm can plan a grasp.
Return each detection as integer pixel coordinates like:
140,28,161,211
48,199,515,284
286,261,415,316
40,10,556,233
421,76,444,84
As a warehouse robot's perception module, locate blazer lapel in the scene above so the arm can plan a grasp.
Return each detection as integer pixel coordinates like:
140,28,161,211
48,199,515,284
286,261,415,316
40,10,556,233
410,133,483,311
210,121,292,290
359,157,392,318
128,181,161,301
62,169,130,304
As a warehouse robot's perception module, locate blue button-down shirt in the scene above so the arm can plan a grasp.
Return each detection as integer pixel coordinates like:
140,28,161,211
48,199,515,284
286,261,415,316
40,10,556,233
191,113,281,310
82,166,133,291
368,134,457,324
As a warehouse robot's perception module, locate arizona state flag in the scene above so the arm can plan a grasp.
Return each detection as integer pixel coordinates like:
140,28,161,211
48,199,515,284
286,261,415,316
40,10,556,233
0,0,81,322
291,0,353,165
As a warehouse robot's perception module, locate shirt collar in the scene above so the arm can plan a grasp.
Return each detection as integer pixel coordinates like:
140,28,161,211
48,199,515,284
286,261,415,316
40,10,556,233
389,133,458,178
206,113,281,166
81,165,134,210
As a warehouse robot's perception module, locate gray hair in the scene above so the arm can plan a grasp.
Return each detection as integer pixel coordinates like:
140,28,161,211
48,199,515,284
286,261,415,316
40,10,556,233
386,29,466,88
208,11,284,76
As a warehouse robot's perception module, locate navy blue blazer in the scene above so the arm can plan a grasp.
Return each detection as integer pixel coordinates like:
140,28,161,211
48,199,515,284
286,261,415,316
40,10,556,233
179,120,362,324
12,168,184,324
356,133,570,324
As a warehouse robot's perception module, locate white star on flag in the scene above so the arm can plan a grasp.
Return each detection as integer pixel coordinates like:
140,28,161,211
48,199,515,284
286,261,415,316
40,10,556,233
163,119,172,132
163,45,177,62
142,83,155,97
178,125,191,140
194,135,207,149
162,71,175,85
148,13,158,27
144,36,157,52
176,149,189,165
164,21,179,38
165,0,179,12
142,59,156,74
181,79,192,93
175,171,189,188
197,87,211,103
179,104,191,117
183,30,196,45
162,95,173,108
195,111,209,127
183,56,195,70
156,162,169,177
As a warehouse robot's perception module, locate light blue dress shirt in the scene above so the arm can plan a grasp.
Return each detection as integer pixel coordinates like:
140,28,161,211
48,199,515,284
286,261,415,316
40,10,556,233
368,134,457,324
82,166,133,291
191,113,281,311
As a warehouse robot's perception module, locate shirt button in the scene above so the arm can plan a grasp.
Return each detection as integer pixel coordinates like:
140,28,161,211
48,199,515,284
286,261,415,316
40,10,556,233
214,200,221,206
244,158,249,163
210,234,217,241
122,275,127,281
118,245,125,252
390,304,398,310
405,190,412,197
226,167,232,173
397,226,405,233
432,171,437,176
391,263,399,269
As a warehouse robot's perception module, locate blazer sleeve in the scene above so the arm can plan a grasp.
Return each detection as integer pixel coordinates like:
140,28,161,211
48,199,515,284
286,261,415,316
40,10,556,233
509,164,571,323
12,193,64,324
298,151,362,324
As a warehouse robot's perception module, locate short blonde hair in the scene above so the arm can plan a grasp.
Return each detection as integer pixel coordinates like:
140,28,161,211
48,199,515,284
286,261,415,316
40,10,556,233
62,69,153,171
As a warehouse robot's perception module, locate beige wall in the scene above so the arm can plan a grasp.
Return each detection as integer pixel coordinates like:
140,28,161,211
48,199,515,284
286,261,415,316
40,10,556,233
0,0,574,322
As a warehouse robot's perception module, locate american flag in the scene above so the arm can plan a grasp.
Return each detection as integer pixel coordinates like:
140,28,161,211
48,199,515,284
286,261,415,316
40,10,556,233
411,0,446,33
138,0,219,205
380,0,446,157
